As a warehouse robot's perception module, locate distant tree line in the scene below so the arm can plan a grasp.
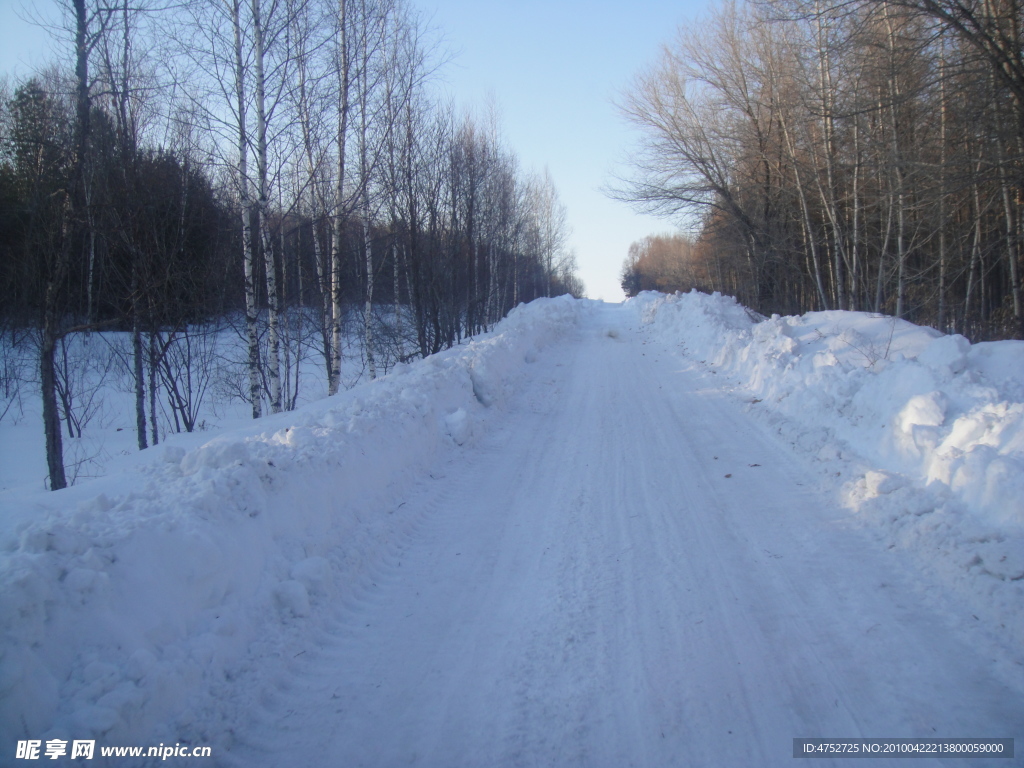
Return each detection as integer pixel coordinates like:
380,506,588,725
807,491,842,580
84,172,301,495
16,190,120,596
0,0,581,490
617,0,1023,341
619,234,709,296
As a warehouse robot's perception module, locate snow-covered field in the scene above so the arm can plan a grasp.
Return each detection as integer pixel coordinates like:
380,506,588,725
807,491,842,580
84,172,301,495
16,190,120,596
0,311,395,497
1,293,1021,766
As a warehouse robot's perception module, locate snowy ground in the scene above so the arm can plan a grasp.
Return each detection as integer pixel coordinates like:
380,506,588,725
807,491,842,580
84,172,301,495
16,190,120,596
0,309,395,496
1,294,1022,766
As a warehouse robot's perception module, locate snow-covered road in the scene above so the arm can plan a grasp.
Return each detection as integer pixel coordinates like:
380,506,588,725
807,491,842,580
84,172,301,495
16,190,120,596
223,303,1020,767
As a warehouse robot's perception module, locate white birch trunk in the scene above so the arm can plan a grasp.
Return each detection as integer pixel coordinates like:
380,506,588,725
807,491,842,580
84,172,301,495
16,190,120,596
232,0,262,419
329,0,349,395
252,0,281,413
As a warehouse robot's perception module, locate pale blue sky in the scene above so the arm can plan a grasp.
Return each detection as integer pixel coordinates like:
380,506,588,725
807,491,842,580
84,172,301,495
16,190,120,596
0,0,711,299
424,0,710,299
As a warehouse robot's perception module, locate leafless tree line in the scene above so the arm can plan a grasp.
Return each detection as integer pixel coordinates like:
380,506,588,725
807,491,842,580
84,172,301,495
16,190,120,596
617,0,1023,341
0,0,580,490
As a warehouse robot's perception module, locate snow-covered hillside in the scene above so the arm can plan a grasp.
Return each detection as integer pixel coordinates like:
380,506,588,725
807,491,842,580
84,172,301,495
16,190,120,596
1,293,1021,766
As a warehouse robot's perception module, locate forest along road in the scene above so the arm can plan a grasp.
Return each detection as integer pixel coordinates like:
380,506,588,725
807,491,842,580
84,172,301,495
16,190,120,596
227,303,1020,768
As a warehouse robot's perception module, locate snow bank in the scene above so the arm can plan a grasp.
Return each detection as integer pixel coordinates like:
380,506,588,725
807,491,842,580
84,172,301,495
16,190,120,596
631,290,1024,646
0,297,584,753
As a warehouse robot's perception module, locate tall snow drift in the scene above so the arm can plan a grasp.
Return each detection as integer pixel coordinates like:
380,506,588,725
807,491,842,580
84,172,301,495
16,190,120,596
631,290,1024,647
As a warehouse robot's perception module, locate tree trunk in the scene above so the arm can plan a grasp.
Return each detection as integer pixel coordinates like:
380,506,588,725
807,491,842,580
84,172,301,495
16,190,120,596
937,56,948,332
133,314,147,451
252,0,281,413
780,113,828,310
232,0,262,419
330,0,350,395
360,0,376,380
148,330,159,446
41,314,67,491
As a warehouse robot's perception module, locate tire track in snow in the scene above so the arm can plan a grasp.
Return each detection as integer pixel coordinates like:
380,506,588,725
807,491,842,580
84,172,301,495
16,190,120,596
222,338,588,766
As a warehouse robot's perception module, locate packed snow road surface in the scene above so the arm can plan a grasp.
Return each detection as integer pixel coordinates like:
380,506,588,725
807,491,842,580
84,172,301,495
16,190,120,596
223,303,1019,767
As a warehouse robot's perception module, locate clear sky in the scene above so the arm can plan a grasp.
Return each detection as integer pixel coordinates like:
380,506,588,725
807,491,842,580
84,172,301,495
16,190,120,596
0,0,711,300
423,0,711,299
